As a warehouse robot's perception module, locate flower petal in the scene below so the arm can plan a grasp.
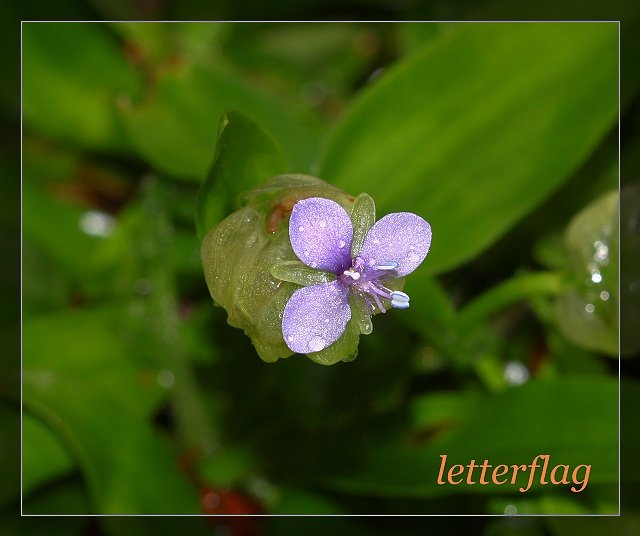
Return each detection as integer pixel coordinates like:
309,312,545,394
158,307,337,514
282,281,351,354
289,197,353,273
358,212,432,276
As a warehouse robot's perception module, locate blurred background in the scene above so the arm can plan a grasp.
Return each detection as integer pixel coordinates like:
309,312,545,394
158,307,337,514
2,5,640,536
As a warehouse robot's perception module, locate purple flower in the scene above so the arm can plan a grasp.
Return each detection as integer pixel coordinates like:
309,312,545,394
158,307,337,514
281,197,432,354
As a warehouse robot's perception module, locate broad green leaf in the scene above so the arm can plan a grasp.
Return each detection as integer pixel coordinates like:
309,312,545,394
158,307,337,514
23,307,200,514
220,23,377,106
319,23,618,275
93,178,218,456
22,23,142,152
196,111,287,239
22,412,74,498
306,377,621,502
120,60,321,180
22,179,102,281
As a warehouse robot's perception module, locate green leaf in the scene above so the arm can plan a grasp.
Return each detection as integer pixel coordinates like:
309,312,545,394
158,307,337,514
349,192,376,257
120,61,320,180
307,377,620,502
319,23,618,275
22,307,200,514
270,260,336,286
196,111,287,239
22,412,74,498
22,179,101,282
22,23,142,153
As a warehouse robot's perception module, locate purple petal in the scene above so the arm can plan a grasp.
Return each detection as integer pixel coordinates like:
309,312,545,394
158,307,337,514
282,281,351,354
289,197,353,273
358,212,432,276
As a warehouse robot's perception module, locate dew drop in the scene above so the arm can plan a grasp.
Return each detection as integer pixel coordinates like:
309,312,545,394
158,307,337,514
503,362,529,386
79,210,114,237
338,240,346,248
319,220,327,228
408,253,420,262
595,241,609,262
585,303,595,313
298,226,304,232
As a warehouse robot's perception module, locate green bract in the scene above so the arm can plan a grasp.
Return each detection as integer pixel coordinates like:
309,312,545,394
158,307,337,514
200,174,382,365
555,190,618,356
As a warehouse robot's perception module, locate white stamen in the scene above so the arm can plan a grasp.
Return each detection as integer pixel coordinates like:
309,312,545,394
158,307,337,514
391,299,410,309
376,262,398,270
343,269,361,281
391,291,410,302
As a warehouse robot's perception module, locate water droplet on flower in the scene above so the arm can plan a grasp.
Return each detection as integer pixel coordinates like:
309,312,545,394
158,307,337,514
287,335,294,342
319,220,327,228
310,262,317,268
408,253,420,262
298,226,304,232
600,291,609,301
308,336,326,352
304,250,310,257
594,241,609,262
338,240,346,248
585,303,595,313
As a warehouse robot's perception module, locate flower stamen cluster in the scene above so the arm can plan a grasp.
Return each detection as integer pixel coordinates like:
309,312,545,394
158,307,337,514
271,194,432,355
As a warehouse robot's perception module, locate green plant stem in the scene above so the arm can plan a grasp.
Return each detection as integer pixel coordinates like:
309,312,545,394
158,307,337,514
456,271,564,330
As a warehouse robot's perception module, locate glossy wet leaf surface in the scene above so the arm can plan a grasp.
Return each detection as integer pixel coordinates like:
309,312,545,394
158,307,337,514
320,23,618,275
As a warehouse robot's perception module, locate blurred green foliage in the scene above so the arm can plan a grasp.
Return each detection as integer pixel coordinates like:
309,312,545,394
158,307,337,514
7,14,640,535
